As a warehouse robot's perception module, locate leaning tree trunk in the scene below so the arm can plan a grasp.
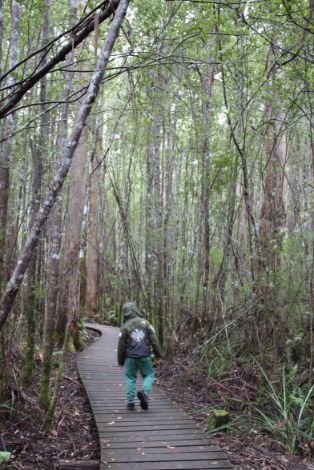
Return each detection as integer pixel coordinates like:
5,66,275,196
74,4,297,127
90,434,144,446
0,0,121,119
0,0,130,331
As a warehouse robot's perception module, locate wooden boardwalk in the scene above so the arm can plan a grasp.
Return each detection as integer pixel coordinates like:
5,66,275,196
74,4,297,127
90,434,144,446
78,323,233,470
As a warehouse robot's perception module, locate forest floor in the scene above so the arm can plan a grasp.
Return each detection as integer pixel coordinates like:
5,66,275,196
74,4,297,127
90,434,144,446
1,329,314,470
1,331,100,469
156,359,314,470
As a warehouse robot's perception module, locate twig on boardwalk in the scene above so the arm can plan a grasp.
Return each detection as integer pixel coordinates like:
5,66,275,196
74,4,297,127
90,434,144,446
63,375,80,386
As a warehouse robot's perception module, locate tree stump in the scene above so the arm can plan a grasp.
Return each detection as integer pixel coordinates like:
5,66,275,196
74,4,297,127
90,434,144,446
207,409,229,430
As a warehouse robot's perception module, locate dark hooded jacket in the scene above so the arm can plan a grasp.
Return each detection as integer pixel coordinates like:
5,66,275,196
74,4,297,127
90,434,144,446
117,302,163,365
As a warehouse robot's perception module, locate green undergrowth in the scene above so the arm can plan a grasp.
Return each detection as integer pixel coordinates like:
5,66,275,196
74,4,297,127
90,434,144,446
204,352,314,455
252,361,313,453
164,334,313,458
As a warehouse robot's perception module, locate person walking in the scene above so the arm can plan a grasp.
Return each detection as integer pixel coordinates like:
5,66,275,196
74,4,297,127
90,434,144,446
117,302,163,410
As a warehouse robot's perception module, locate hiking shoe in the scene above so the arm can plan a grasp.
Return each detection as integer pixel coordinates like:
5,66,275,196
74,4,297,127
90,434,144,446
137,390,148,410
127,402,135,410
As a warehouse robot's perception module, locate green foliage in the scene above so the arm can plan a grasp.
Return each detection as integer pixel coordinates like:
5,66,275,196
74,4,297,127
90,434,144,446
0,452,11,464
101,309,119,326
76,317,89,350
2,0,314,460
199,340,241,378
254,360,314,453
209,246,223,267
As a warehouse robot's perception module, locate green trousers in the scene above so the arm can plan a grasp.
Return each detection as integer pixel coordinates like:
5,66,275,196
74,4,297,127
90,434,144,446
125,356,154,402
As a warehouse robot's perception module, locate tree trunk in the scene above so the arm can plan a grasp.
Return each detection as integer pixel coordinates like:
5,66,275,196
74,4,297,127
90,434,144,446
86,97,102,319
0,0,3,79
145,132,154,319
163,110,174,331
39,10,74,407
21,143,43,383
257,99,286,351
152,99,164,345
200,50,215,323
57,0,89,347
0,0,20,396
57,121,88,348
22,0,50,384
257,109,286,274
39,195,62,409
0,0,21,291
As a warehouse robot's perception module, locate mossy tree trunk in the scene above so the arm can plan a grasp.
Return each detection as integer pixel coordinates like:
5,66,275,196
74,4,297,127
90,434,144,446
0,0,21,394
22,0,49,384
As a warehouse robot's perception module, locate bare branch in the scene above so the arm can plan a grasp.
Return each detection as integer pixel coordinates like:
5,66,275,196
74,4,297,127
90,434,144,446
0,0,120,119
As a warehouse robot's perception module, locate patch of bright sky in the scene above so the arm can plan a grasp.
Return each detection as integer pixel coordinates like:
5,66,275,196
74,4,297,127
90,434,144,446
218,110,227,125
243,1,251,19
185,11,196,24
126,6,136,22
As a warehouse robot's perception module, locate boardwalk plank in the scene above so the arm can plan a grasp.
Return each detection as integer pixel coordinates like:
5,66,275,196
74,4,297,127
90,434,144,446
101,442,211,450
100,439,217,448
78,324,233,470
102,451,227,462
102,462,233,469
98,430,207,439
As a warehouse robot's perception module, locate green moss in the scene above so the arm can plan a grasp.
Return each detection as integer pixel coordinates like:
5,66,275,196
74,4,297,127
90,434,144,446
207,409,229,431
39,355,52,410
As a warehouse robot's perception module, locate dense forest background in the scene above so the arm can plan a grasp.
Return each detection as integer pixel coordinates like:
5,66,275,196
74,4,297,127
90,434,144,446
0,0,313,461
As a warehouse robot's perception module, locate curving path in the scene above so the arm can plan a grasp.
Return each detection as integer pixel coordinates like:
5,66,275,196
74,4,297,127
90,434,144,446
77,323,233,470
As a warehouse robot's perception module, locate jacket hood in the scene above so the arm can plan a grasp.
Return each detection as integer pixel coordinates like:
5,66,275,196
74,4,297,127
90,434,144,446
122,302,143,321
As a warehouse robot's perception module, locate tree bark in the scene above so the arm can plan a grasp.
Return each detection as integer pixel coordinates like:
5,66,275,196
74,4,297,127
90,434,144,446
40,4,74,407
0,0,21,290
145,128,154,319
256,96,286,352
0,0,3,79
22,0,50,384
152,95,164,345
200,49,215,323
86,97,102,319
56,120,88,347
56,12,90,345
0,0,21,394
